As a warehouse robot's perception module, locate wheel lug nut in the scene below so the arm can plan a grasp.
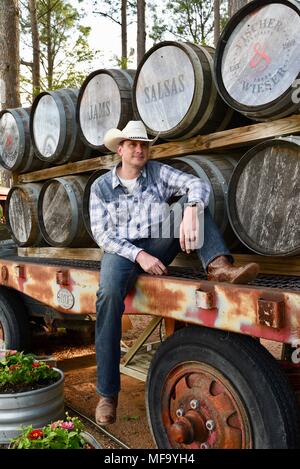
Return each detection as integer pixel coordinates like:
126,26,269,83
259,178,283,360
206,419,215,431
200,443,210,449
176,407,184,417
190,399,200,410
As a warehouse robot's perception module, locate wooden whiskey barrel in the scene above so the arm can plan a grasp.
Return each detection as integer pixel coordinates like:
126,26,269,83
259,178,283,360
0,108,45,173
133,41,233,140
38,176,93,247
228,136,300,256
77,69,135,152
6,183,47,246
82,169,110,237
167,155,240,248
214,0,300,121
30,89,90,165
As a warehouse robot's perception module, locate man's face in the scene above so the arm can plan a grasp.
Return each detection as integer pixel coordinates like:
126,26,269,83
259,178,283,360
118,140,150,169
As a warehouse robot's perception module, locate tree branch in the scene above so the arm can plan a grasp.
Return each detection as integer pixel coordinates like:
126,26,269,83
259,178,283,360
20,59,33,67
37,0,62,21
92,10,121,25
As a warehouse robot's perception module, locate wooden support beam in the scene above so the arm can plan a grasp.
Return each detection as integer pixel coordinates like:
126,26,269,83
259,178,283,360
151,114,300,158
17,153,121,183
16,114,300,183
172,252,300,277
18,248,300,277
18,247,103,261
234,254,300,277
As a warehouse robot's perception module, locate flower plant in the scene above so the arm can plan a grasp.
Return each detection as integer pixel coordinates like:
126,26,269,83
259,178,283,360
0,351,60,393
10,414,94,449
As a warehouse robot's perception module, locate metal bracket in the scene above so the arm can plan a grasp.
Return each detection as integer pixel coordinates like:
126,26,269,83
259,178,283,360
196,289,216,309
257,299,285,329
56,270,69,286
1,266,8,282
15,265,25,280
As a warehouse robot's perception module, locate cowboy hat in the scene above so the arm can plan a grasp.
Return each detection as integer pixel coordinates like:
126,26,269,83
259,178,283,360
103,120,158,153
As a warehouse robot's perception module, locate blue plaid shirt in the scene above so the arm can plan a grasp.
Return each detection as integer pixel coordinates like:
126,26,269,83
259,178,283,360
89,160,210,262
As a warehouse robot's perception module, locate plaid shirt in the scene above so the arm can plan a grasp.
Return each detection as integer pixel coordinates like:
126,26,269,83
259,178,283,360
89,160,210,262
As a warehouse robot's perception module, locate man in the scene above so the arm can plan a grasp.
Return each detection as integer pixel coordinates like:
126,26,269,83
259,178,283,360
89,121,259,426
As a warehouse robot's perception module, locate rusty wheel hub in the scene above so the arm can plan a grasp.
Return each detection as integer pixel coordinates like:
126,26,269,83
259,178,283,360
162,362,252,449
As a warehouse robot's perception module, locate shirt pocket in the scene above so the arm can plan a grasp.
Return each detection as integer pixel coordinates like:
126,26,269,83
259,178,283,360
141,187,164,204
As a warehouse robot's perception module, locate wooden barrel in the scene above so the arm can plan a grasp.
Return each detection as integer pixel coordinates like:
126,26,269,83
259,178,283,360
214,0,300,121
77,69,135,152
6,183,47,246
132,41,232,140
30,89,90,165
0,108,45,173
166,155,240,249
82,169,109,237
227,136,300,256
38,176,93,247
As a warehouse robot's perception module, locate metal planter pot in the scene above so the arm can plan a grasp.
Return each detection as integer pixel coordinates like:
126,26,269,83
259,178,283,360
0,368,64,444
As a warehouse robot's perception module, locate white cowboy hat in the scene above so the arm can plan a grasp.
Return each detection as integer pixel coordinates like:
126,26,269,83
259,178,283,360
103,120,158,153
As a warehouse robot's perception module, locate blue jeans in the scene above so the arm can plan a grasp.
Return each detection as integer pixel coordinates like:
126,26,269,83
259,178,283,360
95,200,231,397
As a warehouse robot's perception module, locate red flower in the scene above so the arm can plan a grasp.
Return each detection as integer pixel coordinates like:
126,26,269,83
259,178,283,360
28,429,44,440
9,365,19,371
32,362,41,368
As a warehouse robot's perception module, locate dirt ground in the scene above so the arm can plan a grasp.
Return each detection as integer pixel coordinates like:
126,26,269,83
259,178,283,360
31,314,159,449
30,317,283,449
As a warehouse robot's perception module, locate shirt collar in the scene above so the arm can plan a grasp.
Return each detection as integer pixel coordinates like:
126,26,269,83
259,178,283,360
111,163,147,189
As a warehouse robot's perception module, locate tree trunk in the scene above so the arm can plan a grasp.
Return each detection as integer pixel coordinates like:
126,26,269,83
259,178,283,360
29,0,40,98
121,0,127,69
228,0,252,17
0,0,19,188
214,0,220,48
46,0,53,89
0,0,21,109
137,0,146,66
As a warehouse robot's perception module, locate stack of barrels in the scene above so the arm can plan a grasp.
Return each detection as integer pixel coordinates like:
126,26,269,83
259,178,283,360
215,0,300,257
0,0,300,257
1,70,136,247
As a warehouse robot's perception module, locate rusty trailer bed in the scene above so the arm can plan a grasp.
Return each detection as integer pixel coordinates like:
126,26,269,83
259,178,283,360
0,253,300,346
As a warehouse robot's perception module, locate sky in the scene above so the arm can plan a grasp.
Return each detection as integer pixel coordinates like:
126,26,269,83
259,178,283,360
78,1,139,69
77,1,166,68
19,0,165,103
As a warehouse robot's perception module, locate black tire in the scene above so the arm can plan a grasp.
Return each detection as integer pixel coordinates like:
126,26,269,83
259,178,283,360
0,287,30,351
146,326,300,449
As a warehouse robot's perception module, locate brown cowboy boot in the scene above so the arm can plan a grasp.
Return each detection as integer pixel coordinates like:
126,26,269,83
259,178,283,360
207,256,259,284
95,395,118,426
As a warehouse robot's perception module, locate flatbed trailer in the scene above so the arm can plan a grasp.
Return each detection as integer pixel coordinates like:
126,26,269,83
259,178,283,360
0,250,299,449
2,114,300,448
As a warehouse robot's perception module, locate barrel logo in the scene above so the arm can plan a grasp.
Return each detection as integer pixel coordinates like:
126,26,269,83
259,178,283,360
144,74,185,104
88,101,111,121
0,114,20,165
3,133,18,162
249,43,271,73
57,288,75,309
222,4,300,106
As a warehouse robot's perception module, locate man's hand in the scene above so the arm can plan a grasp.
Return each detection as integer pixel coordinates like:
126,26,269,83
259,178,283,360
136,251,167,275
180,205,201,254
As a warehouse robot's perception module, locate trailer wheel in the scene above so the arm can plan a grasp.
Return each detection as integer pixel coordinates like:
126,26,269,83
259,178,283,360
146,326,300,449
0,287,30,351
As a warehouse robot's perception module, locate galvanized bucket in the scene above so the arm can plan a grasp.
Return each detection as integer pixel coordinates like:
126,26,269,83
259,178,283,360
0,368,64,444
